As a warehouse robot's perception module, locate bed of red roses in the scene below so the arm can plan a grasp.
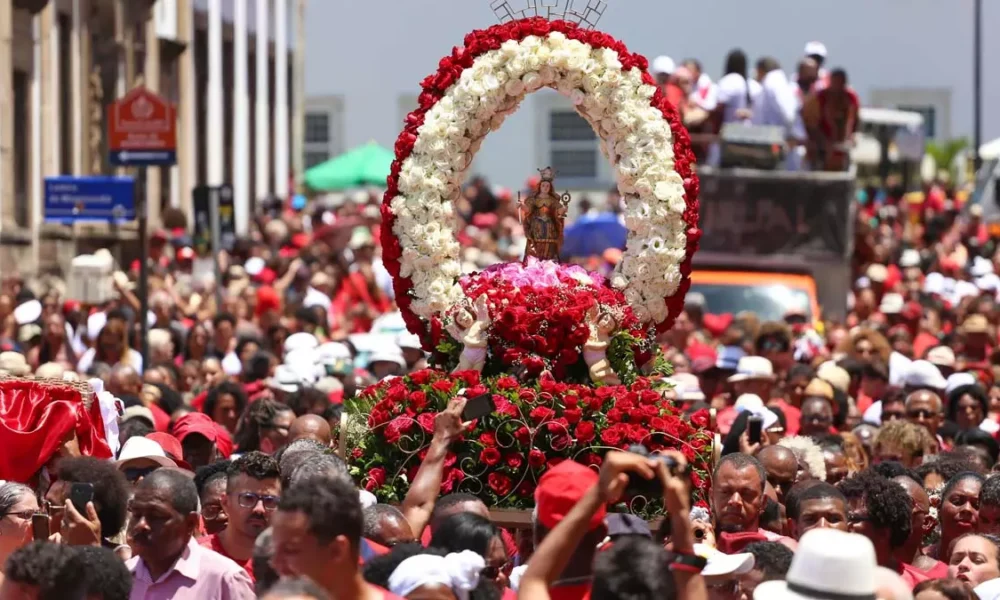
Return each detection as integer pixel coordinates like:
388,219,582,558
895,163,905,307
347,368,712,514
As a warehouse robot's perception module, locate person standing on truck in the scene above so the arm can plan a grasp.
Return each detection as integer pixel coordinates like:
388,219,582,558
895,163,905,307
802,68,859,172
707,48,762,166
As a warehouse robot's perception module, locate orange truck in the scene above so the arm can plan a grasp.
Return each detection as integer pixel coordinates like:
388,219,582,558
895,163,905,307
693,168,855,321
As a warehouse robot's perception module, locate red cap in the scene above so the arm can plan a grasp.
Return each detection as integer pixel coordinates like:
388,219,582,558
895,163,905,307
279,246,298,258
176,247,195,261
256,286,282,317
62,300,81,315
257,268,277,286
151,229,168,242
214,424,233,458
145,432,191,470
902,301,922,321
172,413,219,444
535,461,604,530
702,313,734,338
291,233,311,249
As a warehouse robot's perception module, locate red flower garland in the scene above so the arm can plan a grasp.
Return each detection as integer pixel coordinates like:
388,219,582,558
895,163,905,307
381,17,701,346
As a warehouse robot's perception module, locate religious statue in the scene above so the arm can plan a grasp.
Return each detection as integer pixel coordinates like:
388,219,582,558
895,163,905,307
446,294,492,373
519,167,570,261
583,305,621,386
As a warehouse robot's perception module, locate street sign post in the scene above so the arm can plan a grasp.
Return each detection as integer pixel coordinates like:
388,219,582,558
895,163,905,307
107,86,177,368
192,184,234,308
107,87,177,167
44,176,136,223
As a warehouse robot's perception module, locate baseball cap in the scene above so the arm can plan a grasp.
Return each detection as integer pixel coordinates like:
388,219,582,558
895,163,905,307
145,432,188,468
903,360,947,391
121,405,156,428
804,41,828,58
866,264,888,283
535,461,604,531
651,55,675,76
899,249,921,269
172,413,219,444
605,514,652,539
176,247,195,261
13,300,41,325
697,543,755,578
878,293,904,315
926,346,956,369
115,436,177,470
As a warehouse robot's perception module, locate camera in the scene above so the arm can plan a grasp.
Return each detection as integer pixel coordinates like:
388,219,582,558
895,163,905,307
624,444,680,498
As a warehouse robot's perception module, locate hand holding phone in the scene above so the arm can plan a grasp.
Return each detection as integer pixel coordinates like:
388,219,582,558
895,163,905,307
461,393,495,422
69,482,94,515
748,415,763,445
31,514,50,541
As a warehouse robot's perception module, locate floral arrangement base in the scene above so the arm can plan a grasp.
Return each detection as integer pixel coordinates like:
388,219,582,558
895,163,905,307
346,368,712,517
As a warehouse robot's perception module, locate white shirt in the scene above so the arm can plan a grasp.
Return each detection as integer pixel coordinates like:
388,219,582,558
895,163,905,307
690,73,717,111
715,73,761,125
76,347,144,375
752,69,798,130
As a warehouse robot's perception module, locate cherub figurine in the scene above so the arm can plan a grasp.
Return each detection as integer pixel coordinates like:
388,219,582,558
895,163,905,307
583,305,621,386
446,295,492,373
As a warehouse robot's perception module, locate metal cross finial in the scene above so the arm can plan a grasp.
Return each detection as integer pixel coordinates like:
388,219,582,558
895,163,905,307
490,0,609,30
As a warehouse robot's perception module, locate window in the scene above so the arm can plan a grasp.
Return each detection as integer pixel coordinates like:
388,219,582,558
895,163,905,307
305,151,329,169
548,109,598,180
305,113,330,143
897,105,936,139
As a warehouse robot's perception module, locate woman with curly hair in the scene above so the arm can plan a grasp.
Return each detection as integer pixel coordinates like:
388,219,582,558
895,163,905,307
836,327,893,364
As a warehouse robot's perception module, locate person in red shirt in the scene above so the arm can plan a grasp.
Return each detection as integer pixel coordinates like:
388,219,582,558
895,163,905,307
198,452,281,583
839,469,928,589
892,475,949,579
271,475,403,600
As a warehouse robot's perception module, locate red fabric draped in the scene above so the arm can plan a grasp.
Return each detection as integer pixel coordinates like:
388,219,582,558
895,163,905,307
0,380,112,483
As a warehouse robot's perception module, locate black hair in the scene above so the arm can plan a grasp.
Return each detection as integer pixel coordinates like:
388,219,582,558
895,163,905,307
430,493,486,528
295,307,320,328
118,419,154,447
862,360,889,381
290,455,350,489
203,381,248,422
286,387,331,418
226,451,280,489
956,429,1000,466
429,512,501,557
755,57,780,75
140,469,200,515
830,388,848,429
948,384,990,426
713,452,766,492
150,382,183,415
194,459,232,497
263,578,330,600
253,527,280,596
362,504,408,541
837,470,912,547
942,472,987,503
786,482,846,521
212,312,237,328
981,476,1000,509
788,364,815,381
591,537,676,600
246,350,275,383
723,48,748,78
77,546,132,600
831,68,849,83
722,411,755,456
55,456,130,539
278,439,331,488
744,541,793,580
235,336,263,360
871,461,914,481
279,475,362,548
912,578,979,600
233,398,293,453
3,542,86,599
363,543,438,589
322,402,344,423
916,456,982,485
812,433,845,452
762,497,782,525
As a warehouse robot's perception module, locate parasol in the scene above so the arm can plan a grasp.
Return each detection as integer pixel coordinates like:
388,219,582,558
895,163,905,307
303,142,394,192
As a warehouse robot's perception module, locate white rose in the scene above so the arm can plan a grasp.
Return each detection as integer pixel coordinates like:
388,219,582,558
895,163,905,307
610,273,629,289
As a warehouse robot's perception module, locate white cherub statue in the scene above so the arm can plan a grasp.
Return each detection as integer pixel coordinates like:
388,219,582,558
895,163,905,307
446,294,492,373
583,305,621,386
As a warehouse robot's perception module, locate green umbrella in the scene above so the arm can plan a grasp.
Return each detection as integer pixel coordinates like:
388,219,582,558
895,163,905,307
303,142,395,191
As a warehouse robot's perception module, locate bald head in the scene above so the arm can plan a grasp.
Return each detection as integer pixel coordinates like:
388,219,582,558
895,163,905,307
893,475,929,511
758,446,798,503
108,364,141,397
287,414,332,446
905,390,942,435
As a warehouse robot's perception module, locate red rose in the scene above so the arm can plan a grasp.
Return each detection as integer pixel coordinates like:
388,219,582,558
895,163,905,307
691,472,704,489
408,391,428,410
563,407,583,424
351,447,363,460
479,432,497,447
496,376,519,391
456,370,481,387
432,380,456,393
627,425,650,444
516,480,536,497
530,406,556,424
519,389,537,404
367,409,391,428
538,392,555,405
488,472,513,497
515,426,531,444
575,421,596,443
495,398,519,418
606,408,624,424
689,409,710,429
506,453,523,470
690,436,707,451
522,356,546,375
369,467,387,489
480,447,502,467
528,448,546,468
466,384,488,398
601,426,623,446
563,393,579,407
416,413,436,433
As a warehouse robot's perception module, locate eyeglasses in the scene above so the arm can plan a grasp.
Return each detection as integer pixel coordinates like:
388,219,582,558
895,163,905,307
906,409,936,419
235,492,280,511
124,466,159,482
2,510,37,521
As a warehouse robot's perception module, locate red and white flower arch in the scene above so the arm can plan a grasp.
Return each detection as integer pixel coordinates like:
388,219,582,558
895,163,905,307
381,18,701,345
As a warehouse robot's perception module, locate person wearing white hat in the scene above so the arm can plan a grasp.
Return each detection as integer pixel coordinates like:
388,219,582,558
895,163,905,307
269,364,305,395
650,55,675,83
396,331,426,371
368,344,407,381
728,356,776,398
903,360,947,392
12,299,41,326
879,293,904,315
899,248,921,270
283,332,319,359
116,436,177,484
754,528,876,600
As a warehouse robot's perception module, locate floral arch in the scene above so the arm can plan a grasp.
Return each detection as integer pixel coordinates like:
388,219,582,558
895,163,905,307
380,17,701,346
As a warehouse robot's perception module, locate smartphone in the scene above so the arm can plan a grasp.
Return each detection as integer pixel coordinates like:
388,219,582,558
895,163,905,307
31,514,50,541
462,393,495,421
69,482,94,514
748,415,763,445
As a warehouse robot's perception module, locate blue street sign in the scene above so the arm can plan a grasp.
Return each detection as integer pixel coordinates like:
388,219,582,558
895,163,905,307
44,176,136,223
109,149,177,166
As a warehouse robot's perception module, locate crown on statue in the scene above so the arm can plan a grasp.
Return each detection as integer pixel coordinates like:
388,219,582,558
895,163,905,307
490,0,609,30
538,166,555,182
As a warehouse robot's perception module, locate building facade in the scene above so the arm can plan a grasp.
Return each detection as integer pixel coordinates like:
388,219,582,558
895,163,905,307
304,0,998,190
0,0,305,274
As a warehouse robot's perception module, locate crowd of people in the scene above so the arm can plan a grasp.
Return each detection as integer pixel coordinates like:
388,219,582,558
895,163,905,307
0,37,993,600
654,41,860,171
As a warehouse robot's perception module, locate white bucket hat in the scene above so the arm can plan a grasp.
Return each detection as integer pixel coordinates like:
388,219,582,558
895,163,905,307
727,356,775,383
754,529,876,600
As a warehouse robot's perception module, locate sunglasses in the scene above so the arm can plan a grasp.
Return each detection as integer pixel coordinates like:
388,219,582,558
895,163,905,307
906,409,936,419
481,562,511,580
